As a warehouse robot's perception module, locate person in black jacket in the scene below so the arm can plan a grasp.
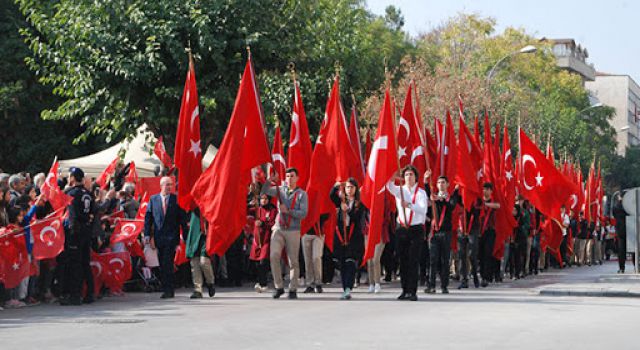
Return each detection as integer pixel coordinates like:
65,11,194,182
612,194,627,273
330,178,366,300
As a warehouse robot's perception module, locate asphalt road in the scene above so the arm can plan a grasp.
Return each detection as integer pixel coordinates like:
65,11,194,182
1,260,638,350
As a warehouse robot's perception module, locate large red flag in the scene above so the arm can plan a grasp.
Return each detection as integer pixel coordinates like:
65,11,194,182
174,55,203,211
348,106,366,184
270,125,287,182
110,219,144,245
456,117,482,210
361,89,398,263
93,251,132,290
519,129,576,221
500,125,516,218
0,229,31,289
191,57,271,256
41,159,71,211
287,81,312,189
398,84,427,184
95,157,119,189
302,77,357,250
31,214,65,260
125,161,139,184
154,136,173,169
136,192,149,220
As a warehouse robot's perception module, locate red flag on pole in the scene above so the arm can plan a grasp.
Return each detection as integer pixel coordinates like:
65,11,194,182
361,89,398,263
287,80,312,189
124,161,139,184
0,229,31,289
456,117,482,210
41,159,72,211
174,54,203,211
154,136,173,169
398,83,427,184
348,105,365,184
110,219,144,245
95,157,119,189
270,125,287,181
31,214,65,260
191,56,271,256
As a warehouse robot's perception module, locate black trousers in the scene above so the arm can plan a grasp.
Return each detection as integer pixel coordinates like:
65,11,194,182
459,230,479,282
429,231,452,289
479,229,497,282
419,238,430,283
157,244,176,294
618,234,627,271
514,232,527,276
336,258,357,291
397,225,425,295
81,239,94,297
254,259,269,287
62,226,90,299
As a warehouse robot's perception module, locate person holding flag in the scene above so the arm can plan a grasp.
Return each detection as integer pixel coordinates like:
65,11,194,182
262,167,308,299
424,171,461,295
387,165,428,301
477,183,502,287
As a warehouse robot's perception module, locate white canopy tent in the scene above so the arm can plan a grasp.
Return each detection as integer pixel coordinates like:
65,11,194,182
59,124,217,179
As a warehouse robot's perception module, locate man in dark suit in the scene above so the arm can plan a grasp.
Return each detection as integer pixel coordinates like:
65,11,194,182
144,176,188,298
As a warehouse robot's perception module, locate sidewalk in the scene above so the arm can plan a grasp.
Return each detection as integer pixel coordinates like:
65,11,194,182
536,260,639,298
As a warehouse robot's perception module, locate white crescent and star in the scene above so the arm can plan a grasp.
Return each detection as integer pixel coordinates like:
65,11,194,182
39,219,60,247
290,111,301,147
91,261,103,277
522,154,544,190
399,117,410,139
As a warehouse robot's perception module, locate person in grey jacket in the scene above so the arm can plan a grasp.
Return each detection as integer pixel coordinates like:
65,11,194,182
261,167,308,299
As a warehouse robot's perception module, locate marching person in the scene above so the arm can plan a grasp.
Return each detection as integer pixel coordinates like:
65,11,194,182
250,193,277,293
262,168,308,299
387,165,428,301
330,179,366,300
459,195,484,289
424,172,461,294
143,176,188,299
185,208,215,299
477,183,501,287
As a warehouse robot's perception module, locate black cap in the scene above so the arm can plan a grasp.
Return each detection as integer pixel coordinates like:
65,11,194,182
69,167,84,181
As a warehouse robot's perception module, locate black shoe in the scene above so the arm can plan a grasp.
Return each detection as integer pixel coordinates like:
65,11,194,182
458,281,469,289
473,276,480,288
384,275,392,282
481,279,489,288
424,288,436,294
190,292,203,299
160,292,174,299
315,285,323,293
82,296,94,304
397,292,408,300
60,296,82,306
207,284,216,297
442,288,449,294
407,293,418,301
273,288,285,299
304,286,315,294
288,291,298,299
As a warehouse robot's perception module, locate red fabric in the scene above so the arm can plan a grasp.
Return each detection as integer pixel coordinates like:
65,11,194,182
456,117,482,211
174,238,189,266
361,89,398,264
270,126,287,181
95,157,120,189
519,129,577,222
435,111,457,184
154,136,173,169
138,176,173,197
125,161,139,184
0,228,30,289
93,251,132,290
424,127,437,175
250,206,277,261
110,219,144,245
302,77,357,251
191,57,271,256
136,192,149,220
287,81,313,189
348,106,366,184
541,218,564,268
398,83,427,185
41,160,72,211
126,239,144,258
31,213,65,260
174,56,203,211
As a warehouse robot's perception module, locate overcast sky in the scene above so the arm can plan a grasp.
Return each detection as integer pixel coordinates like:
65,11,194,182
366,0,639,83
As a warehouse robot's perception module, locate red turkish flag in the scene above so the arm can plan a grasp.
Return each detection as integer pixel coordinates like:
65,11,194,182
136,192,149,220
270,125,287,182
31,214,65,260
154,136,173,169
174,55,203,211
124,161,139,184
0,228,31,289
302,76,357,249
398,83,427,185
191,56,271,256
435,112,457,184
138,176,174,197
96,157,120,189
361,89,398,264
96,251,132,290
174,238,189,266
126,239,144,258
40,159,72,211
105,209,125,226
89,252,105,297
456,117,482,210
500,125,516,217
541,217,564,268
424,127,437,174
348,106,365,184
482,114,495,185
518,128,575,221
110,219,144,245
287,81,313,189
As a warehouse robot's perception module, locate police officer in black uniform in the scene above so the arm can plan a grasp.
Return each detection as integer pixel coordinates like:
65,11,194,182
60,167,95,305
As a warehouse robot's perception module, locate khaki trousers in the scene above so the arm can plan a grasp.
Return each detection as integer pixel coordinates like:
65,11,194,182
525,236,533,273
366,241,385,285
575,239,587,265
270,227,301,291
302,234,324,287
190,256,214,293
585,239,594,264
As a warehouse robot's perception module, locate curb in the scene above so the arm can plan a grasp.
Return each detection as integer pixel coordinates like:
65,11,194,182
539,289,640,298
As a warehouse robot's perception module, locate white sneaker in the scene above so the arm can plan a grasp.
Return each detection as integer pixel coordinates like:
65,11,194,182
254,283,262,293
374,283,381,294
260,286,269,293
368,284,375,293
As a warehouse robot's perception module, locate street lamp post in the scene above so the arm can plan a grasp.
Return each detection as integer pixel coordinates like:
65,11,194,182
486,45,537,82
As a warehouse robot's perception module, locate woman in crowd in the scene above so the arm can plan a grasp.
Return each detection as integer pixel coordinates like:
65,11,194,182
249,193,277,293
